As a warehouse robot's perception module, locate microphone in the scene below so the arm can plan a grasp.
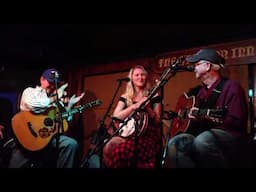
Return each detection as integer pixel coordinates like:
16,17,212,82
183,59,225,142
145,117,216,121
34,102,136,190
116,77,130,82
170,63,195,72
51,70,59,79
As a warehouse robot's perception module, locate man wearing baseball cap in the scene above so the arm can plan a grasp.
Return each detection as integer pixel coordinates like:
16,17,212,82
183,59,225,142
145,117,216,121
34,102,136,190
9,68,84,168
164,48,248,168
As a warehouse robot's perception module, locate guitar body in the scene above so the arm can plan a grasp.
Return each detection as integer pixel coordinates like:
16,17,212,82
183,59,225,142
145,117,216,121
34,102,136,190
170,93,195,138
170,93,225,138
12,108,68,151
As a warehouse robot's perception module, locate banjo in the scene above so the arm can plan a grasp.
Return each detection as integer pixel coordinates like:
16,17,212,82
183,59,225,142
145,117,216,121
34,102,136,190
117,111,149,138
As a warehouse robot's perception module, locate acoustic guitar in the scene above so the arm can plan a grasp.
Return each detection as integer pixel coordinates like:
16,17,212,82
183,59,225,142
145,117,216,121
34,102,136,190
170,93,226,138
12,99,102,151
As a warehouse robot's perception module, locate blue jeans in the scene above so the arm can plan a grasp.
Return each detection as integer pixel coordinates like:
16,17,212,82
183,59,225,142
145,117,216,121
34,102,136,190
8,135,78,168
50,135,79,168
164,129,240,168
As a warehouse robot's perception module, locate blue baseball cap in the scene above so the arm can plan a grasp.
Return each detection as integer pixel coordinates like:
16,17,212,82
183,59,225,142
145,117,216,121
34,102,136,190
41,68,61,83
186,48,225,67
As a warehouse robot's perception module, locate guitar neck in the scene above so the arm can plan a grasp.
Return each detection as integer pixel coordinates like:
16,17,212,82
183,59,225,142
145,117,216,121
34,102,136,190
192,108,225,118
192,109,209,117
62,99,102,118
62,108,81,118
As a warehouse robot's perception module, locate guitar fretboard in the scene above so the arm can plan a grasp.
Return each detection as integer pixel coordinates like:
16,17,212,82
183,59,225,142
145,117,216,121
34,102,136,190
62,100,102,118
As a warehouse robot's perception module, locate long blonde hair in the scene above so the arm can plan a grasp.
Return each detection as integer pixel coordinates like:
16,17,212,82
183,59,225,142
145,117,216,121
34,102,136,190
123,65,151,106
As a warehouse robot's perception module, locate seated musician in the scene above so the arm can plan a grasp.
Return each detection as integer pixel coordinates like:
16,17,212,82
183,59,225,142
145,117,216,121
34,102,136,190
164,48,248,168
102,65,162,168
9,68,84,168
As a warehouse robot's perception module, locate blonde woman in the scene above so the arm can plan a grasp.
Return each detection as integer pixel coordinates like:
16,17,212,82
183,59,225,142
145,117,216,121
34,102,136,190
103,65,162,168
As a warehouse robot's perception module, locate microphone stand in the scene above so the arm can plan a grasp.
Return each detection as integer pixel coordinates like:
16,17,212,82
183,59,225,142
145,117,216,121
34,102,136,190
160,111,177,167
80,79,124,168
129,62,179,167
53,73,63,168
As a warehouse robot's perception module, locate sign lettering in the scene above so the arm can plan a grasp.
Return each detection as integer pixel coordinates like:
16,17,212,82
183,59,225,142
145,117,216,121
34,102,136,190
154,39,256,73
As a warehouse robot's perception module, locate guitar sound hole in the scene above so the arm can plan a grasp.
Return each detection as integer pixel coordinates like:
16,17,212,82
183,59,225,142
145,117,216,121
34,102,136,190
44,118,53,127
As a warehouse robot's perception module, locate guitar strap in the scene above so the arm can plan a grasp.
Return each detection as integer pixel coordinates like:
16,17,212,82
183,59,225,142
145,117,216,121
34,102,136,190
186,78,227,107
186,85,202,97
198,78,227,109
183,78,228,137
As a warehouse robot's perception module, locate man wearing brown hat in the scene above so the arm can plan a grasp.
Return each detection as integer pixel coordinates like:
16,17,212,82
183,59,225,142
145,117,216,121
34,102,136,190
9,68,84,168
164,48,248,168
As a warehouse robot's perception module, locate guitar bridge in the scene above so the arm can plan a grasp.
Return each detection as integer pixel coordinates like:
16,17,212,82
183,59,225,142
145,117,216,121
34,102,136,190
27,122,38,137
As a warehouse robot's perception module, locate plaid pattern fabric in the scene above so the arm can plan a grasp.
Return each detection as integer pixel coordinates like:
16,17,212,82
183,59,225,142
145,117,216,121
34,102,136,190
103,121,162,168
